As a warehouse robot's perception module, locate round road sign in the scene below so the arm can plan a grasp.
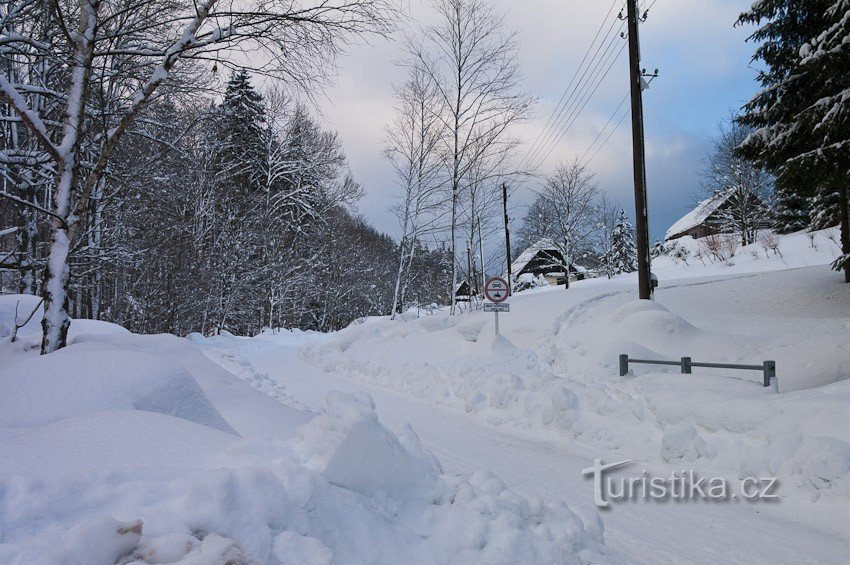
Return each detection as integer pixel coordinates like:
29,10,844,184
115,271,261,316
484,277,510,303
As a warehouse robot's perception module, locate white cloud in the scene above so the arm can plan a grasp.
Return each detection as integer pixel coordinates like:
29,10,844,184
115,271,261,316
318,0,760,240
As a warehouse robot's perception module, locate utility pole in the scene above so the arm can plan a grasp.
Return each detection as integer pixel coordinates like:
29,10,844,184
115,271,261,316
626,0,653,300
502,183,512,292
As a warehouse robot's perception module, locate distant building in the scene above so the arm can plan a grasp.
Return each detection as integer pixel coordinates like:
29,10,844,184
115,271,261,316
454,280,473,302
510,238,588,286
665,190,768,241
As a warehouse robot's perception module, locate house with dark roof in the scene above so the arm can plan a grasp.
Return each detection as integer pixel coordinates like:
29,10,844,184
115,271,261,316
665,190,769,241
510,238,587,286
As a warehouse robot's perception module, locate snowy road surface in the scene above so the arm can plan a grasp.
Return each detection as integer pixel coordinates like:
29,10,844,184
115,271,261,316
203,266,850,564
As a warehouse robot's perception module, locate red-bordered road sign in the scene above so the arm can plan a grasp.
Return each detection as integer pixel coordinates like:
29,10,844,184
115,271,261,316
484,276,510,303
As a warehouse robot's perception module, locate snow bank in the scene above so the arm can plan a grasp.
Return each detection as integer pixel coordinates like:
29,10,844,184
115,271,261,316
292,265,849,530
0,332,610,563
0,293,128,344
652,227,843,280
0,341,234,433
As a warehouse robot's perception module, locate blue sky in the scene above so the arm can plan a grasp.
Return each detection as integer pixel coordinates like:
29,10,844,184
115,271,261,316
319,0,761,244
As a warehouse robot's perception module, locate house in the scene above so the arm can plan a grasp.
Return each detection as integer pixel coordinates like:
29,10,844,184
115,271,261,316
454,280,474,302
510,238,588,286
665,190,769,241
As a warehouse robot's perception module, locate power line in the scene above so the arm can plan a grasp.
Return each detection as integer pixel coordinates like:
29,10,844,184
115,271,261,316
515,1,623,176
580,91,629,164
584,104,630,166
521,13,627,174
526,37,628,173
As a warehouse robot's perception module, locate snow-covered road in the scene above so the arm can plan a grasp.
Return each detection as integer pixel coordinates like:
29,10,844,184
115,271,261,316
205,329,848,564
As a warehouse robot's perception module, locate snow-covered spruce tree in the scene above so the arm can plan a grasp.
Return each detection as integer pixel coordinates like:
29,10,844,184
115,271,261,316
810,184,842,231
773,186,811,233
736,0,850,282
0,0,393,353
610,209,637,275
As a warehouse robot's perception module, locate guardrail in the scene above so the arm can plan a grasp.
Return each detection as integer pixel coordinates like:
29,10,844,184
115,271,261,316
618,354,776,388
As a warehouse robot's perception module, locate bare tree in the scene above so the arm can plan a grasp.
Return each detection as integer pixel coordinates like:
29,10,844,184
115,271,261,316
0,0,393,352
408,0,532,314
594,192,619,279
384,63,447,318
701,118,773,247
535,159,599,289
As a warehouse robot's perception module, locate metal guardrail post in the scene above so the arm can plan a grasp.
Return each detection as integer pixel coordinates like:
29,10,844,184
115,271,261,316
763,360,776,387
617,354,778,391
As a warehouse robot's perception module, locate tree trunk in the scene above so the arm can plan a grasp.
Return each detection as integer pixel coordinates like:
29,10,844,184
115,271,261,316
17,172,38,295
450,186,458,314
40,0,99,354
840,182,849,284
41,218,72,352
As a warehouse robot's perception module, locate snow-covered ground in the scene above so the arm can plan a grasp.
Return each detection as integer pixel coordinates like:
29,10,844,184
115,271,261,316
0,228,847,563
0,298,611,563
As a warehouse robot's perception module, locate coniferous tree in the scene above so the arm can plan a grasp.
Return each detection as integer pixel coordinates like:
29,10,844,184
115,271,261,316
736,0,850,281
773,188,810,233
217,70,269,194
610,209,637,275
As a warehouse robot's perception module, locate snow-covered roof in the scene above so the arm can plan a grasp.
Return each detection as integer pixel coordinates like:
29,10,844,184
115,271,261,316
665,192,731,240
510,238,587,275
511,238,558,274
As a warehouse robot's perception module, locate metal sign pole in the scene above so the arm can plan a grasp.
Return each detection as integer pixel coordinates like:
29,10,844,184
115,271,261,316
495,311,500,336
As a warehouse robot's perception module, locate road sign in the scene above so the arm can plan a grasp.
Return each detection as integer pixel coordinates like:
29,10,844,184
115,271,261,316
483,303,510,312
484,276,510,303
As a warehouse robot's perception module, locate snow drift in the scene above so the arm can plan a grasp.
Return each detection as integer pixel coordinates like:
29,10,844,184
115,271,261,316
0,326,611,564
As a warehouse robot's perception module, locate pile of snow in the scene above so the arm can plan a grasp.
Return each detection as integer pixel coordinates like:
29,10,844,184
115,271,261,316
0,293,128,346
0,327,610,563
289,264,849,531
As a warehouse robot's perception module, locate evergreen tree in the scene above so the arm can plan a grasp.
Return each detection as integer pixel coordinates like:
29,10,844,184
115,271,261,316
810,184,842,231
610,209,637,275
736,0,850,281
216,69,268,194
773,185,810,233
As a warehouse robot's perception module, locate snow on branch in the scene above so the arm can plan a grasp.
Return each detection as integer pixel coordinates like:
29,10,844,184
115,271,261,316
0,74,60,163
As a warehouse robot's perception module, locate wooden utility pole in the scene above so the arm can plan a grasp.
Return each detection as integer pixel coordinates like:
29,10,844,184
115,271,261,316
626,0,653,299
502,183,512,292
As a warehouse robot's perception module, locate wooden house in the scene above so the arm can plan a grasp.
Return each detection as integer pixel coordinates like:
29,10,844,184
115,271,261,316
510,238,588,286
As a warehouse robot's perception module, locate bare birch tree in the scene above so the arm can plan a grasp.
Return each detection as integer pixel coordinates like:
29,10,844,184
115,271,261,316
384,63,446,318
408,0,532,314
536,159,599,289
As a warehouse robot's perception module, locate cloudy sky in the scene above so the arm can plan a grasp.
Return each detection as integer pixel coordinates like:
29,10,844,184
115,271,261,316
317,0,760,243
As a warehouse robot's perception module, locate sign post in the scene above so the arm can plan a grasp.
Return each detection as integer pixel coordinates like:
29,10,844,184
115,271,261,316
483,276,510,336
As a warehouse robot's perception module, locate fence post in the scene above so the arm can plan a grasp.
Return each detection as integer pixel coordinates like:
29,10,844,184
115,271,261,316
619,354,629,376
763,360,776,388
681,356,692,374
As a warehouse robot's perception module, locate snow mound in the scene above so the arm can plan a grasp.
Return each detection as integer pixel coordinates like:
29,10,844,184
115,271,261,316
295,266,849,529
0,388,612,564
0,340,234,434
0,318,611,564
0,293,128,343
297,391,440,499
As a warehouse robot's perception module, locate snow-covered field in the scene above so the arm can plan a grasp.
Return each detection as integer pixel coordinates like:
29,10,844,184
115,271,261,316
0,228,847,563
